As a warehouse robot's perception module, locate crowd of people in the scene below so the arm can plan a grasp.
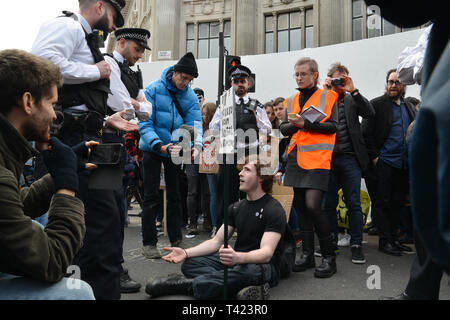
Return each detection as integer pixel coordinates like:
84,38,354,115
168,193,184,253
0,0,448,301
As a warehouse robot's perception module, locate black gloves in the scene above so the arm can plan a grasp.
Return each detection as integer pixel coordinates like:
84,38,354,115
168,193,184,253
41,137,79,193
71,141,89,172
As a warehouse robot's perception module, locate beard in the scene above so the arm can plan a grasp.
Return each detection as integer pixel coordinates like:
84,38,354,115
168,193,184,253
386,86,406,100
22,102,53,143
94,12,111,34
235,86,248,97
22,117,51,143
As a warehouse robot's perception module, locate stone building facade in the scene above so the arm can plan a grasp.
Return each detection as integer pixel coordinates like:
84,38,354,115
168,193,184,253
107,0,422,62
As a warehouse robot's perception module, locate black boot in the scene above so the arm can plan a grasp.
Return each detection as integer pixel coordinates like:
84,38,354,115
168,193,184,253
293,231,315,272
314,235,337,278
145,274,194,298
120,268,141,294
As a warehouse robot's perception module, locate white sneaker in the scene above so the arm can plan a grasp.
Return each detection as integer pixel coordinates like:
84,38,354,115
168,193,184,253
337,233,351,247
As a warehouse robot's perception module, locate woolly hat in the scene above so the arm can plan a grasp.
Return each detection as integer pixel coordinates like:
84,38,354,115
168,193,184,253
173,52,199,78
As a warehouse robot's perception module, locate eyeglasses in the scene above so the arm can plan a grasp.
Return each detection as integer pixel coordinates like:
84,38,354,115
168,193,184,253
293,72,313,79
176,73,194,86
387,80,402,86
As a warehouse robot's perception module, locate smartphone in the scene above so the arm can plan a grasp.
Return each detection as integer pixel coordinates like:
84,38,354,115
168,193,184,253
288,113,298,119
88,143,123,165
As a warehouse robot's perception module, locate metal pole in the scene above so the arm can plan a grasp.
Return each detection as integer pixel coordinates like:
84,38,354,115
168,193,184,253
218,32,225,100
218,31,229,300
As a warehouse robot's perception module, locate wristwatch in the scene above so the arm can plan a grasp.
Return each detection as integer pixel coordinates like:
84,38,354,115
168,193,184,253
351,89,360,96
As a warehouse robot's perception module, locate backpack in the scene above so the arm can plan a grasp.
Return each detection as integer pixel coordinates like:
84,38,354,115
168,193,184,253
278,224,296,279
231,198,296,279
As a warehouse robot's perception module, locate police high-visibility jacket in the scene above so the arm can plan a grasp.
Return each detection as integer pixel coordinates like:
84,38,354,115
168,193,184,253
284,89,338,170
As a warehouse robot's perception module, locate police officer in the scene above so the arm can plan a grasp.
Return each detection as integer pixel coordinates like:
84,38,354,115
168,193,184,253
31,0,135,300
104,27,153,294
209,64,272,227
104,28,153,122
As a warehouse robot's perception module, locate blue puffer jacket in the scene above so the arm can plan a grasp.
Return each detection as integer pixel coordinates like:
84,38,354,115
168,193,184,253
138,66,203,157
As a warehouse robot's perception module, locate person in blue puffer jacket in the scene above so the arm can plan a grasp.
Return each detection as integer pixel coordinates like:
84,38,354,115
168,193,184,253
138,52,203,259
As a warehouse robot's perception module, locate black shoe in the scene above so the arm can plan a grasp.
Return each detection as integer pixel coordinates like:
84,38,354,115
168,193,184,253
367,227,378,236
145,274,194,298
314,235,337,278
378,241,402,256
393,240,415,254
314,256,337,278
351,245,366,264
379,292,411,300
120,269,141,294
293,231,315,272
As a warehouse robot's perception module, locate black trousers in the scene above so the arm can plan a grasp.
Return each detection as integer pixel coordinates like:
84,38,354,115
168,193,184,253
405,232,443,299
141,152,183,246
363,163,381,224
186,164,211,227
373,159,409,241
59,129,123,300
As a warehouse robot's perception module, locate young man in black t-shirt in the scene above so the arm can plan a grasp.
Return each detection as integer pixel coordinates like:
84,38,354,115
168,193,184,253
145,157,287,300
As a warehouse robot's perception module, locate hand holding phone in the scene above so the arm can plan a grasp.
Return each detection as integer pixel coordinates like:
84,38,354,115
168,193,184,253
88,143,123,166
288,113,298,119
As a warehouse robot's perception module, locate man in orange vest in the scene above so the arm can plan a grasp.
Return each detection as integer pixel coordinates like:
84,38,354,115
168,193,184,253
280,57,339,278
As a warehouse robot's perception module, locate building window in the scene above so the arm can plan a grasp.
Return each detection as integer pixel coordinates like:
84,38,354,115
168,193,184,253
187,21,231,59
265,9,314,53
366,9,396,38
223,20,231,54
277,11,301,52
352,0,363,40
305,8,314,48
265,15,274,54
187,23,195,54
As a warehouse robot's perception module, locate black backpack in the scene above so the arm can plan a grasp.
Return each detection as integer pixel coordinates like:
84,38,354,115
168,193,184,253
278,224,296,279
231,198,296,279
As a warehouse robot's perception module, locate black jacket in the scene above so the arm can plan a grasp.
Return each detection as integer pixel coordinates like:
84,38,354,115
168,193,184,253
361,94,416,161
337,92,375,171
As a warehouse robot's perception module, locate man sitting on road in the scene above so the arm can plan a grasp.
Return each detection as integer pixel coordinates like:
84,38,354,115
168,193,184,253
145,156,287,300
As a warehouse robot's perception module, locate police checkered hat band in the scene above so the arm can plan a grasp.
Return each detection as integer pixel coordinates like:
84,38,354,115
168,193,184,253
116,33,149,42
115,28,151,50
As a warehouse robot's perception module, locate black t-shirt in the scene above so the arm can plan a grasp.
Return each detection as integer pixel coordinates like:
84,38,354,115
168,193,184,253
228,194,286,259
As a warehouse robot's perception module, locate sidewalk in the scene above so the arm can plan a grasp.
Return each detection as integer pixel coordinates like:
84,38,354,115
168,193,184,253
121,208,450,300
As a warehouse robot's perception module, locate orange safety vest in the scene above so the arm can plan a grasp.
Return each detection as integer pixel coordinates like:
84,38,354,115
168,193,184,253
283,89,338,170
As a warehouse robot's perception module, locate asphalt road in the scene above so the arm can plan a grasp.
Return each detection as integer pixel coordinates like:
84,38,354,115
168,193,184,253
120,209,450,301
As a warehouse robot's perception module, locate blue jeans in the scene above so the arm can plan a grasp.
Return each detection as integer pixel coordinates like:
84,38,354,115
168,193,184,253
181,253,277,300
34,212,48,227
323,154,364,246
207,174,218,227
0,276,95,300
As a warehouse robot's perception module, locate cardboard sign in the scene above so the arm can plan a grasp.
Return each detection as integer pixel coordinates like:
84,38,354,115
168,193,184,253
219,88,235,155
199,138,219,174
271,182,294,221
